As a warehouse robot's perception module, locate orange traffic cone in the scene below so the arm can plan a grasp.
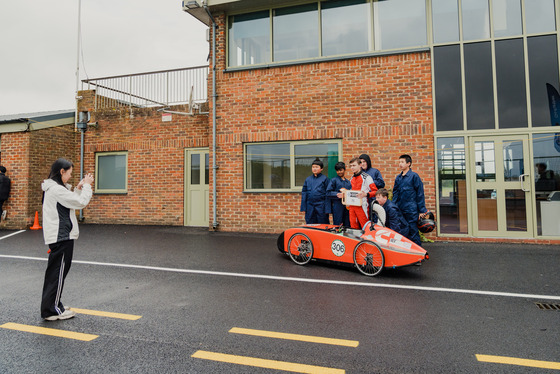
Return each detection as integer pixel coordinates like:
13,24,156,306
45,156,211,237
30,211,42,230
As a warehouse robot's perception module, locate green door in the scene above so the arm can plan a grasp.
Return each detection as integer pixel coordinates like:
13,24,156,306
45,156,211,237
470,135,533,237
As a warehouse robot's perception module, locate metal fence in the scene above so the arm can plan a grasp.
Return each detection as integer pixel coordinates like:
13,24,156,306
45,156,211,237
81,66,208,110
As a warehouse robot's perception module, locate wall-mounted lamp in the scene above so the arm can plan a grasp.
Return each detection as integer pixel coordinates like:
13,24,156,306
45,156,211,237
183,0,201,9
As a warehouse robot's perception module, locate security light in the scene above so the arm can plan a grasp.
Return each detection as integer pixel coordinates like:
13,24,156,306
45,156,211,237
183,0,201,9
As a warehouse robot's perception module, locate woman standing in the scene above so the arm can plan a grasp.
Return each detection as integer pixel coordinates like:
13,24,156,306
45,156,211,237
41,158,93,321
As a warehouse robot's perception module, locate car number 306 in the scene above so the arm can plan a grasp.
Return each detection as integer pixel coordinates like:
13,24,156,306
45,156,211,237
331,240,345,257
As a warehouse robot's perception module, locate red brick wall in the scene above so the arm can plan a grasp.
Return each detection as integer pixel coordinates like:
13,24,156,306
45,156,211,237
79,90,209,225
0,125,78,229
210,14,435,234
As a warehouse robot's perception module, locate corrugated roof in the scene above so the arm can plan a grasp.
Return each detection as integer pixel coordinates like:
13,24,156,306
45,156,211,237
0,109,74,123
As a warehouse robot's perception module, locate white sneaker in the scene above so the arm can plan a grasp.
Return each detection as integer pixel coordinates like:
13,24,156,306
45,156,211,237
1,211,5,220
44,309,76,321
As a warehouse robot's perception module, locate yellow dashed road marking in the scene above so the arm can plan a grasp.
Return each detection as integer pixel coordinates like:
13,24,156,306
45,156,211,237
192,350,345,374
476,354,560,370
229,327,359,347
0,322,98,341
69,307,142,320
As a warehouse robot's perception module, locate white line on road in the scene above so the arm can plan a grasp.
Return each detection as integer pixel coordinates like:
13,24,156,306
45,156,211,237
0,230,26,240
1,254,559,301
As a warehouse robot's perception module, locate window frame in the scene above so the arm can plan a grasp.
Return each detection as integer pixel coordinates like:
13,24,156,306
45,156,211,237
243,139,342,192
225,0,430,69
95,151,128,194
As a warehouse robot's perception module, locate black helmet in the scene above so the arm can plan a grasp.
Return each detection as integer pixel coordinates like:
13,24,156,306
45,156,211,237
417,211,435,233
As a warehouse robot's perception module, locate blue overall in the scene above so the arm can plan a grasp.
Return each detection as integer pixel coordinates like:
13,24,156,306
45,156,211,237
300,173,330,224
381,199,409,237
392,170,426,246
326,176,351,226
364,167,385,189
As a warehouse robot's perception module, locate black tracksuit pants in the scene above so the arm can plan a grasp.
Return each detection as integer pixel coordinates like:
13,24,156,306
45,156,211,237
41,240,74,318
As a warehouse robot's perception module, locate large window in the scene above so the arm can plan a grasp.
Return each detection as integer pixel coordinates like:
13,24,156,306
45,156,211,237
95,152,128,193
373,0,426,50
228,11,270,67
321,0,371,56
433,0,559,132
227,0,428,68
245,140,341,191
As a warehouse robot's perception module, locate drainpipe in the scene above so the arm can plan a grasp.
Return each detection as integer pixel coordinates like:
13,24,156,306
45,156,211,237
204,3,219,229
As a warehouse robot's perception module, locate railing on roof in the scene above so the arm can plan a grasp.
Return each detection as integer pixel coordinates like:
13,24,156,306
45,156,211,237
81,66,208,110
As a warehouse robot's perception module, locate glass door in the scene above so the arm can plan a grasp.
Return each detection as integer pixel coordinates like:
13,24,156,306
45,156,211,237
185,148,209,227
469,135,533,237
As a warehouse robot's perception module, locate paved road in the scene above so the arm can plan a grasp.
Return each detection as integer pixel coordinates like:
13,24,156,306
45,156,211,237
0,225,559,373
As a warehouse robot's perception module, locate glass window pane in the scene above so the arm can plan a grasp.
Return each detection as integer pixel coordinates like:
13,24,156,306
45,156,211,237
477,189,498,231
527,35,560,127
228,11,271,67
492,0,522,37
464,42,495,130
495,39,527,128
533,133,560,236
432,0,459,43
525,0,556,34
205,153,209,185
505,189,527,231
97,154,126,191
461,0,490,41
434,45,463,131
191,154,200,185
502,140,524,181
437,137,467,234
273,4,319,62
373,0,427,50
321,0,370,56
294,143,339,186
475,141,496,182
246,143,290,190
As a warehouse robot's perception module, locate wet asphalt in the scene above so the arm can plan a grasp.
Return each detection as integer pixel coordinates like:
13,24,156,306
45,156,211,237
0,225,559,373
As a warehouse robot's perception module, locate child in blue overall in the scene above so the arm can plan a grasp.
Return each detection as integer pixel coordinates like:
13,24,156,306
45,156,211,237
327,162,351,226
300,159,330,224
392,154,427,247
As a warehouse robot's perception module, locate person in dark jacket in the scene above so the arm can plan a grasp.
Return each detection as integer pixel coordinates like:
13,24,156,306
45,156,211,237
326,162,351,226
392,154,427,247
375,188,408,237
359,154,385,189
0,166,11,222
300,158,330,224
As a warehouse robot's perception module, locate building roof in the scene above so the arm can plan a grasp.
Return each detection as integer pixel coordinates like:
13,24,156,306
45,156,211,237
0,109,75,133
184,0,285,25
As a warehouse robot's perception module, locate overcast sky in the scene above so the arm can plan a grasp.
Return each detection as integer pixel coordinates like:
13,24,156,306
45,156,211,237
0,0,208,116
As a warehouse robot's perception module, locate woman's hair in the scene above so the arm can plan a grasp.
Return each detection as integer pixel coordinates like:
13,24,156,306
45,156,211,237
48,158,74,186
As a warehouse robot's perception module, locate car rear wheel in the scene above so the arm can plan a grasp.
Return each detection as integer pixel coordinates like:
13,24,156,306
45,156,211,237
353,240,384,276
287,233,313,265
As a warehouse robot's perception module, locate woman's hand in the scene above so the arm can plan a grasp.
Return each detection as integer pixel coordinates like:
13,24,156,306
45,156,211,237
77,173,94,189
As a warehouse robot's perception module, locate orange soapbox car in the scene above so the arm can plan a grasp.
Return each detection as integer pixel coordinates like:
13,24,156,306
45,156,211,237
277,221,429,277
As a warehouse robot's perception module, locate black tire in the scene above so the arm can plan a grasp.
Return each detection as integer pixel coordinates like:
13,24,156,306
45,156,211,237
287,233,313,265
353,240,384,276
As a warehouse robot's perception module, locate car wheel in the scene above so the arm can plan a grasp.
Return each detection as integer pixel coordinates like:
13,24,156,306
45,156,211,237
353,240,384,276
287,233,313,265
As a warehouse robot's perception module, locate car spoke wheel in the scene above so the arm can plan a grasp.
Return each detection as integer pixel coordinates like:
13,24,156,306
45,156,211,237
287,233,313,265
353,240,384,276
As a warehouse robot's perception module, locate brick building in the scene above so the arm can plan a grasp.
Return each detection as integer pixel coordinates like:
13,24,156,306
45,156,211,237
0,110,78,229
5,0,560,244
